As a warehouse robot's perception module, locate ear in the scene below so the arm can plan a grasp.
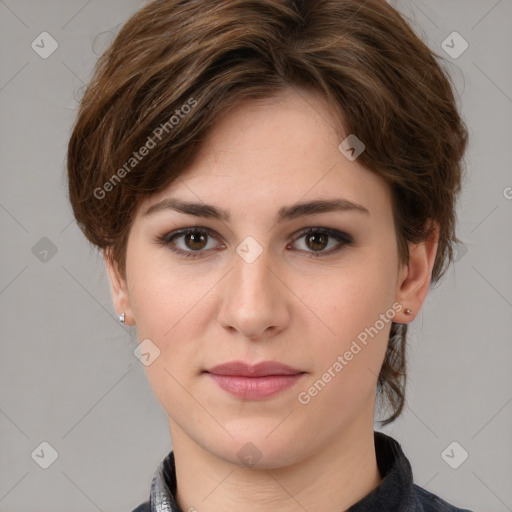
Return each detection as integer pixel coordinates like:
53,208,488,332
394,219,439,323
103,249,135,326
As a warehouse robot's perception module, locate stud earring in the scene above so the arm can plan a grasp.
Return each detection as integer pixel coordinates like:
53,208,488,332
404,308,413,315
119,312,126,323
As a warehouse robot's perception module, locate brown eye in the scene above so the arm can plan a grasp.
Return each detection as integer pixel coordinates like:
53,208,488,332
157,226,352,260
290,228,353,257
157,227,223,258
305,232,329,251
184,231,208,250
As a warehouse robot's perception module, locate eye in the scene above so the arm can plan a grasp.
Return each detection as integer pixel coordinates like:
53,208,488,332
156,226,352,259
156,227,224,258
289,227,352,257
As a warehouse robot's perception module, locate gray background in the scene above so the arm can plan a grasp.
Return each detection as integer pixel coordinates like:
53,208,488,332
0,0,511,511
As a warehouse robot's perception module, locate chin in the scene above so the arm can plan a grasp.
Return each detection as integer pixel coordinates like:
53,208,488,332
205,428,307,470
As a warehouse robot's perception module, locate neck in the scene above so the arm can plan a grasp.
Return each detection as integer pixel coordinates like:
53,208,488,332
169,416,382,512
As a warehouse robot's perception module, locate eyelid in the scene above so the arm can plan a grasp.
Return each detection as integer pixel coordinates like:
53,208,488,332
159,226,219,243
156,225,352,258
157,226,225,251
290,226,352,244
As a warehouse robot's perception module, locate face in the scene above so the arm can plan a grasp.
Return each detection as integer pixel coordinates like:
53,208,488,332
109,86,422,468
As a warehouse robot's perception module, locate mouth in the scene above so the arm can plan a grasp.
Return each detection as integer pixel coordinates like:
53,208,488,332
205,360,304,377
204,360,306,400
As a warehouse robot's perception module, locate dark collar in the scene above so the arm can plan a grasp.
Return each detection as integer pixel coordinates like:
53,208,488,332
148,431,415,512
347,431,414,511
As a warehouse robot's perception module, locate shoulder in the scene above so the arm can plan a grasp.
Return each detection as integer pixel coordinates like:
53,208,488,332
413,484,475,512
130,501,150,512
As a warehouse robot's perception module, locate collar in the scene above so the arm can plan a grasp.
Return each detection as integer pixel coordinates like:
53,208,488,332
148,431,415,512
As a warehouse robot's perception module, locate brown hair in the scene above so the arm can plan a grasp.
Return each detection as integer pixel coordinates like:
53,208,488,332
67,0,468,425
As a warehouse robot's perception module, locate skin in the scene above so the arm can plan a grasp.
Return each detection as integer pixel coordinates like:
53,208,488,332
105,86,438,511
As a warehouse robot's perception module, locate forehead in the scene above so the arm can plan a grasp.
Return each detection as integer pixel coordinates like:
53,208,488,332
138,86,392,221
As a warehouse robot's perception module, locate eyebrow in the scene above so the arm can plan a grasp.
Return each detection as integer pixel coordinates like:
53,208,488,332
143,197,370,222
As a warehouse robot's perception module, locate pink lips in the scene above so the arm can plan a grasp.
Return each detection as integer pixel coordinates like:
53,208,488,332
205,361,305,400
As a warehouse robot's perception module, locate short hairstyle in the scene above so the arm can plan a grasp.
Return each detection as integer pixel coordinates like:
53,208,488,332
66,0,468,425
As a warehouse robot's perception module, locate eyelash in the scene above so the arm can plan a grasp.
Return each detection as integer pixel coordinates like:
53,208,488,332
155,226,353,259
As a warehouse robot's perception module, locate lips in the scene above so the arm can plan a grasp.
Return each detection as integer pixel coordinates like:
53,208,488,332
206,360,303,377
204,361,305,399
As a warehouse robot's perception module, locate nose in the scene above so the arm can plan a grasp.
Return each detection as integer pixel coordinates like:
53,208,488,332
217,244,291,341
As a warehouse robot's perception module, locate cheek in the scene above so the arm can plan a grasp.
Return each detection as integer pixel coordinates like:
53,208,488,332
129,271,195,339
126,248,219,352
305,251,399,392
125,253,212,409
322,253,398,331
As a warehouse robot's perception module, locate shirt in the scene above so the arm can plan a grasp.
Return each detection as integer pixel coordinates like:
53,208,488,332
131,431,475,512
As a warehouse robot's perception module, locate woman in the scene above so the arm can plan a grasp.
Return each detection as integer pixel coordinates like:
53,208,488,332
66,0,473,510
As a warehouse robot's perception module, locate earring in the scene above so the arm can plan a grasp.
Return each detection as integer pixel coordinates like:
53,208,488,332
404,308,413,315
119,312,126,323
